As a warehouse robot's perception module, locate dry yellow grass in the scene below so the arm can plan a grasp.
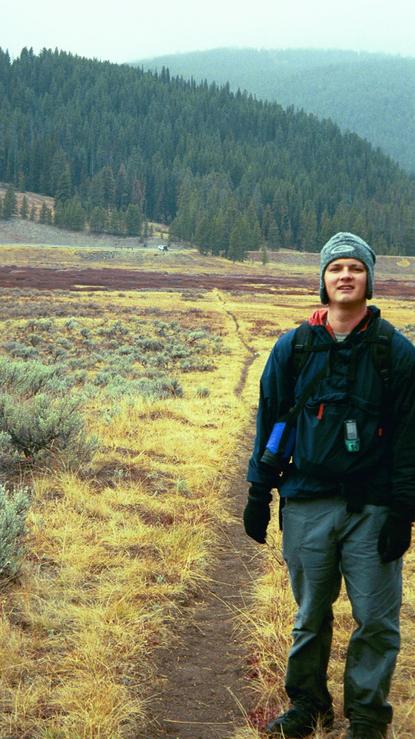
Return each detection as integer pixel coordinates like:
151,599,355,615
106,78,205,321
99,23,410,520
0,244,414,736
0,243,269,272
0,246,266,736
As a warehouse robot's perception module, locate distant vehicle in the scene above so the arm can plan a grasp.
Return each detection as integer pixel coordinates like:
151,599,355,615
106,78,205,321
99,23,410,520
158,244,168,252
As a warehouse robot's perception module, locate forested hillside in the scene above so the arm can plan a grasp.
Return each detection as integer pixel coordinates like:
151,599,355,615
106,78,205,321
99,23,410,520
138,48,415,174
1,47,415,255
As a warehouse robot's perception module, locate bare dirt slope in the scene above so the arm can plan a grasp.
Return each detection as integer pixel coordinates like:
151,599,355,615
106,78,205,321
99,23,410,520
0,217,148,248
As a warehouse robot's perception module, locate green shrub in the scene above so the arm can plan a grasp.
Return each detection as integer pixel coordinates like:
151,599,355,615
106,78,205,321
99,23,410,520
0,484,31,578
0,358,67,395
140,351,169,369
179,358,214,372
135,337,164,352
169,342,190,359
68,357,88,370
186,329,210,341
117,345,136,356
0,359,97,469
52,348,68,360
27,333,44,347
138,377,183,399
65,319,80,330
34,319,54,333
56,338,72,350
93,369,120,386
0,430,17,460
102,321,130,338
104,376,183,401
2,341,39,360
72,370,88,385
0,393,83,458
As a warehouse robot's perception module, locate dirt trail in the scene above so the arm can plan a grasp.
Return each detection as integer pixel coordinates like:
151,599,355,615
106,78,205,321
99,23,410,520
141,438,259,738
214,290,258,398
138,294,261,738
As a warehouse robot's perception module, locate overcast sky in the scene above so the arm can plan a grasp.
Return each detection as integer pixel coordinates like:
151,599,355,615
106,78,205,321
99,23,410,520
3,0,415,62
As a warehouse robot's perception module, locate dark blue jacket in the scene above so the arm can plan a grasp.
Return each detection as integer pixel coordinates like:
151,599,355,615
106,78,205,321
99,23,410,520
247,306,415,517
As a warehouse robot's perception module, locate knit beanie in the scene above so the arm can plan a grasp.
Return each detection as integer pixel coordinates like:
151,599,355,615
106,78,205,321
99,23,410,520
320,232,376,304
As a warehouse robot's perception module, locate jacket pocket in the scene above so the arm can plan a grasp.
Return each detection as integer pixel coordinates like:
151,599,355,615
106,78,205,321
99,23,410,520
293,393,384,479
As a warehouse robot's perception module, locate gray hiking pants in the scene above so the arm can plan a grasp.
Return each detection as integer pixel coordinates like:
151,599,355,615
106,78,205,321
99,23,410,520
282,496,402,726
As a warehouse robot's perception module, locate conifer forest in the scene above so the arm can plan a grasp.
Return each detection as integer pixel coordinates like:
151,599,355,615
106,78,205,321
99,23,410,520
1,47,415,256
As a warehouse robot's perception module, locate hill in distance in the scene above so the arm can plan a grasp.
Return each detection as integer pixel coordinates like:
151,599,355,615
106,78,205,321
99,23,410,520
2,48,415,258
135,48,415,174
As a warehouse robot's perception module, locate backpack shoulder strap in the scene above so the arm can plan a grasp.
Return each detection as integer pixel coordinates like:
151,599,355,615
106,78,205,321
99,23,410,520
292,321,329,379
369,317,394,389
292,322,315,379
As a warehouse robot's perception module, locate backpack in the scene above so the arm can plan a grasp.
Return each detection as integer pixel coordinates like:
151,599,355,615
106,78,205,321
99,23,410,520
261,316,394,480
292,317,394,390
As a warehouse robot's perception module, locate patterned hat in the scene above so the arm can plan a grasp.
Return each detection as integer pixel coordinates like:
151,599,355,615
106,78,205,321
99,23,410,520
320,232,376,304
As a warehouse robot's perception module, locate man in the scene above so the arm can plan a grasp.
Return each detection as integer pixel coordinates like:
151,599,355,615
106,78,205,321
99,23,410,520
244,232,415,739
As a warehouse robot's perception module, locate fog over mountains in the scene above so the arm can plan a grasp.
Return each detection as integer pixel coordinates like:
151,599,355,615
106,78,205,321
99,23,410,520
136,48,415,174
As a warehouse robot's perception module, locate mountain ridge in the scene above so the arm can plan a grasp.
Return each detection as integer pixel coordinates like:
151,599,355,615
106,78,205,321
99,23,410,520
135,47,415,173
1,47,415,256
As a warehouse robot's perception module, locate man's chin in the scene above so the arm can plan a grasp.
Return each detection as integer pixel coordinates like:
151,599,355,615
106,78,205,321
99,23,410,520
336,290,361,301
330,293,366,307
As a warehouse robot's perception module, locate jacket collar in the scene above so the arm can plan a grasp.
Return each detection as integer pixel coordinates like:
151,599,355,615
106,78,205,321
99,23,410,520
308,305,380,337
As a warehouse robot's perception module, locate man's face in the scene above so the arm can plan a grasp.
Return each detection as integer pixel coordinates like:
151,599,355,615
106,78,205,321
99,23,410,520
324,258,367,306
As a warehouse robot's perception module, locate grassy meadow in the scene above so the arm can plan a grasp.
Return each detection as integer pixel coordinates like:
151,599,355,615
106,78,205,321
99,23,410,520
0,242,414,737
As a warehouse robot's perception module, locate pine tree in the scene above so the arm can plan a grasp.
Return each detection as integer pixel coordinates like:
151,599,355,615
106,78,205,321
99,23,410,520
125,204,142,236
262,205,273,241
50,150,69,196
228,215,251,261
210,212,227,255
250,216,262,251
107,209,125,236
55,165,72,203
101,167,115,208
2,185,17,219
17,173,26,192
20,195,29,219
299,205,317,250
195,214,212,254
89,206,107,233
116,163,130,210
53,201,65,228
39,202,49,224
260,244,269,265
65,197,86,231
267,219,281,249
319,210,333,244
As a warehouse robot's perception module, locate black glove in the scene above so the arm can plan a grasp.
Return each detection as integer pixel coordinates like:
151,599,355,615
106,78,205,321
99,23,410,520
243,485,272,544
377,511,412,563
